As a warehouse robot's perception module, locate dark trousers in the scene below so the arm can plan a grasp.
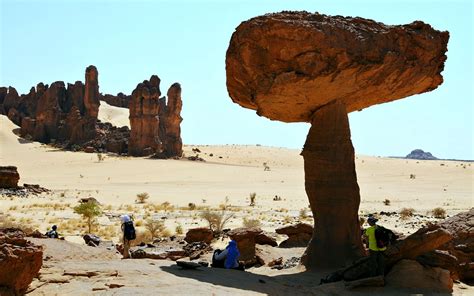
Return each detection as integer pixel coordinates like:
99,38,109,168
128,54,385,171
369,250,385,276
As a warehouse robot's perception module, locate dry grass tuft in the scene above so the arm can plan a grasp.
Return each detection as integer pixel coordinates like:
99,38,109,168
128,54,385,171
399,208,415,220
431,207,447,219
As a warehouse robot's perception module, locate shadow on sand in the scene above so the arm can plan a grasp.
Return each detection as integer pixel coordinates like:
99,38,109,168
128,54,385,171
160,264,383,295
160,264,454,295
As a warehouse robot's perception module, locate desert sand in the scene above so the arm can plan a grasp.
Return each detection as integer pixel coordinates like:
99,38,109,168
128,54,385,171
1,103,473,295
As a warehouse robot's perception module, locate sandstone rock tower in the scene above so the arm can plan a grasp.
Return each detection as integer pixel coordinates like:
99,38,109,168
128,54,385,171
128,76,183,157
226,11,449,268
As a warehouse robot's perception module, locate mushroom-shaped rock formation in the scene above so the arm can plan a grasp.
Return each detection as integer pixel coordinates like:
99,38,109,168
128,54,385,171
228,227,263,265
226,11,448,268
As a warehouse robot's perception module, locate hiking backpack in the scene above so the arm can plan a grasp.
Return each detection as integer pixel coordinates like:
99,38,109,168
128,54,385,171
374,226,397,248
123,221,136,240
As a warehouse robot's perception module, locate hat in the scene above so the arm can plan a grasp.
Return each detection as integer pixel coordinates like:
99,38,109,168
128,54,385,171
120,214,131,223
367,216,378,223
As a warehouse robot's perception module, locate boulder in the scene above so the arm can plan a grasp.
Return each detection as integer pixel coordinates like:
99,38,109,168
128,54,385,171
228,227,262,265
83,234,101,247
416,250,459,278
385,224,453,267
226,11,448,268
0,228,43,295
437,208,474,282
255,232,278,247
184,228,213,244
385,259,452,293
0,166,20,188
276,223,313,248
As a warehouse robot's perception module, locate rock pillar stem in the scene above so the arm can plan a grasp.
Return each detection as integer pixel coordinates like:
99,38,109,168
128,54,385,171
301,101,364,269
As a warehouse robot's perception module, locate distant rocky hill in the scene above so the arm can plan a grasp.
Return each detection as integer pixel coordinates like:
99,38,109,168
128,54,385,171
405,149,438,160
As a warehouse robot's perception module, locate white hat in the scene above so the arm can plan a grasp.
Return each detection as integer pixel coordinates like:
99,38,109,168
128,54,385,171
120,214,131,223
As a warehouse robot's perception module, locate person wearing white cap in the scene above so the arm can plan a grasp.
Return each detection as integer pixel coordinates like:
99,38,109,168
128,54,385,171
120,214,135,258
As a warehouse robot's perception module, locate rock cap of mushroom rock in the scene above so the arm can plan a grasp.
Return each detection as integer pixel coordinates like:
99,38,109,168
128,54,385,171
226,11,449,123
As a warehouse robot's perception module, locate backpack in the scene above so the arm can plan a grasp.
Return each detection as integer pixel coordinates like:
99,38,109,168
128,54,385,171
374,225,397,248
123,221,136,240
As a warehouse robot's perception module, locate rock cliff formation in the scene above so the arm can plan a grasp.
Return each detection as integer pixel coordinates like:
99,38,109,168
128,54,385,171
226,11,449,268
128,77,183,157
1,66,100,145
1,67,183,158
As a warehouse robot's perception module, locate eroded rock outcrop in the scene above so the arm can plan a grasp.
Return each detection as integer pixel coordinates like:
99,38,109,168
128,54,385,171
228,227,262,265
0,228,43,295
0,166,20,188
128,77,183,157
184,228,213,245
226,11,448,268
276,223,313,248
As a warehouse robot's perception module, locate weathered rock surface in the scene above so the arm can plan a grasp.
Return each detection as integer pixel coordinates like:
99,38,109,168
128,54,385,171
226,11,449,123
385,259,453,293
160,83,183,158
226,11,448,269
184,228,213,245
276,223,313,248
128,77,183,157
437,208,474,282
228,227,262,265
385,224,453,266
0,166,20,188
255,232,278,247
0,228,43,295
301,102,365,267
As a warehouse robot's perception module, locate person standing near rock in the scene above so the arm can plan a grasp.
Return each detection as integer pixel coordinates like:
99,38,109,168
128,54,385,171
120,215,136,259
364,216,386,277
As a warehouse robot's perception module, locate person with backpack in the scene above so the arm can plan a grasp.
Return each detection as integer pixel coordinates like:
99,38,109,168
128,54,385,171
45,225,59,239
364,216,387,277
120,214,136,259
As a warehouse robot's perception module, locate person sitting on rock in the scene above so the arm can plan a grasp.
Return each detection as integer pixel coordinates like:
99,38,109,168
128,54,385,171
364,216,386,277
212,240,244,270
45,225,59,238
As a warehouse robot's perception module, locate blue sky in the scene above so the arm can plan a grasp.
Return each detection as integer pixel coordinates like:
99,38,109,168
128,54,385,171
1,0,472,160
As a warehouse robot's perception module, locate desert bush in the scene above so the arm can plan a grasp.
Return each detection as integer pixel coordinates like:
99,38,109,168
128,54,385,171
283,215,292,224
249,192,257,207
175,224,184,235
73,201,102,233
263,162,270,171
399,208,415,220
188,203,196,210
431,207,447,219
242,217,261,228
299,208,308,220
383,199,391,206
136,192,150,204
200,209,234,235
145,219,167,240
409,174,416,179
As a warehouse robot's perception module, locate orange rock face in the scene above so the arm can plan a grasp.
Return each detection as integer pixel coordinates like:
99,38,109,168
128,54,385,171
128,77,183,157
0,228,43,295
226,11,449,123
225,11,449,269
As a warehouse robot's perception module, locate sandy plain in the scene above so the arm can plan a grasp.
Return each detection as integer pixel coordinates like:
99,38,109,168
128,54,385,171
0,103,472,295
